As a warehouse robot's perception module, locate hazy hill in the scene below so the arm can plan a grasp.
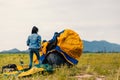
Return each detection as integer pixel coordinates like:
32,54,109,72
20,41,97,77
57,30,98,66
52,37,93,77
0,48,28,53
83,40,120,52
0,40,120,53
0,48,20,53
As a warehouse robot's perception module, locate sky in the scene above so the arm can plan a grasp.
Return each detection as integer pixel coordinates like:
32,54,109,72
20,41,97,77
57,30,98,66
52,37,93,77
0,0,120,51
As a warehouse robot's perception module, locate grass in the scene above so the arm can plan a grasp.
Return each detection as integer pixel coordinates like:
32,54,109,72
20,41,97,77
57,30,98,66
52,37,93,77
0,53,120,80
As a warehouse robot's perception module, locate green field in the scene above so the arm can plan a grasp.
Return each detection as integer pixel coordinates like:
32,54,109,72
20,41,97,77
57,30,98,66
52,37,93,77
0,53,120,80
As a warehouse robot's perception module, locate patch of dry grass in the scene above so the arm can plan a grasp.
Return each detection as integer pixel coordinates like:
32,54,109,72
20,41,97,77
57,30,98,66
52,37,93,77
0,53,120,80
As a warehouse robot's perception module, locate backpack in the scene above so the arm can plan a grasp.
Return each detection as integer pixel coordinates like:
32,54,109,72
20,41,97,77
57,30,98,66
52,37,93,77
2,64,17,73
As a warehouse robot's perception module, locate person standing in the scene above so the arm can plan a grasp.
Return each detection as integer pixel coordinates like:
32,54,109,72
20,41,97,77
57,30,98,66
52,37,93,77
27,26,41,69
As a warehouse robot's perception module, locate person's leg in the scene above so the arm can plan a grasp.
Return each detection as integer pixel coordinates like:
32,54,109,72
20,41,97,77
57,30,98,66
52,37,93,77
34,49,41,64
29,49,33,68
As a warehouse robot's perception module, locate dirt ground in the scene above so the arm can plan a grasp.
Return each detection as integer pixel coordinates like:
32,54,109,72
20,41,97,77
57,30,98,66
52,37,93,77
75,74,105,80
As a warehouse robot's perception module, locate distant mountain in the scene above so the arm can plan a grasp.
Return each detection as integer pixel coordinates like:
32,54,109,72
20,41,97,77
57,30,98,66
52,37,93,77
83,40,120,52
0,48,21,53
0,48,28,53
0,40,120,53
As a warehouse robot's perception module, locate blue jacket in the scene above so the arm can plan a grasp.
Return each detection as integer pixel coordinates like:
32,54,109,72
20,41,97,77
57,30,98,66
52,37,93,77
27,33,41,49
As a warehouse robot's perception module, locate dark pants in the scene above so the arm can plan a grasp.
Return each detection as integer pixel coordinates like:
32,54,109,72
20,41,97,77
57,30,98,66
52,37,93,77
29,48,40,68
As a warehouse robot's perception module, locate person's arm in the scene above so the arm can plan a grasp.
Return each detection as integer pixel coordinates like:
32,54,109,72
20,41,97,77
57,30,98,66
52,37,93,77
27,36,30,46
38,35,41,45
38,35,41,51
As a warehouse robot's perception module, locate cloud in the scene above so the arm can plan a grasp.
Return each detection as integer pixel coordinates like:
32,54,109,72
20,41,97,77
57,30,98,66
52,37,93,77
0,0,120,50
